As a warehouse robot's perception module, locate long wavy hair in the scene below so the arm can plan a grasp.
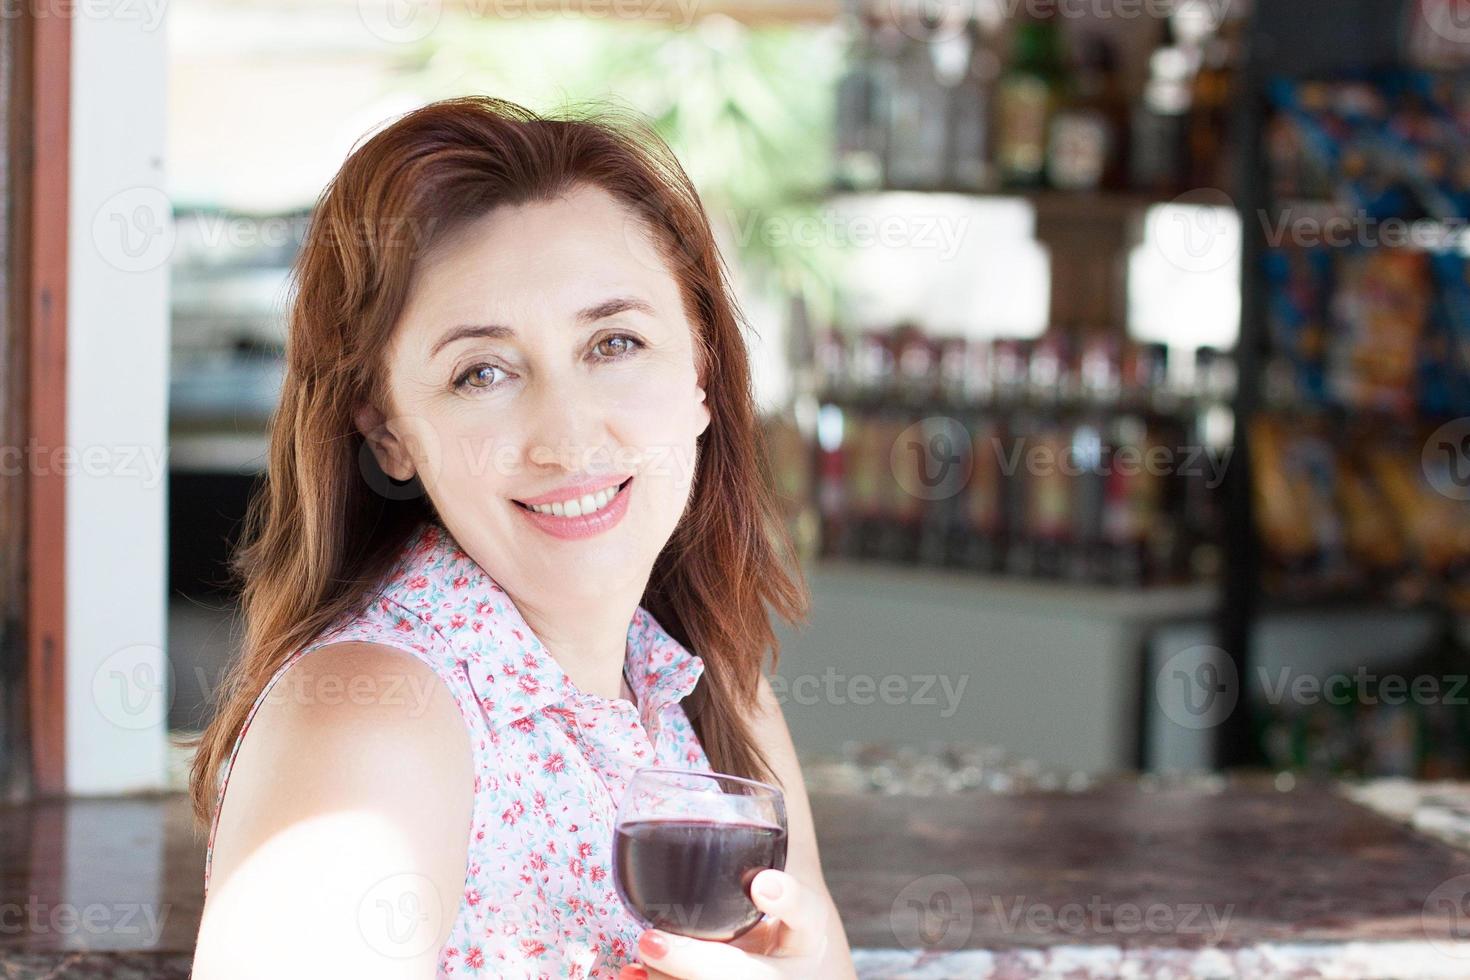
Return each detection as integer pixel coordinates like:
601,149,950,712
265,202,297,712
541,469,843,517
187,96,809,825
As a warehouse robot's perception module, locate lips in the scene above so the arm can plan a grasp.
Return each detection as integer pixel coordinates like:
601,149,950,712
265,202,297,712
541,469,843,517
513,476,633,518
513,476,634,541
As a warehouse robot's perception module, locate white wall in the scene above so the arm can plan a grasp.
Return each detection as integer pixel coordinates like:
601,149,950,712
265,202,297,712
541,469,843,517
772,563,1215,774
66,3,171,793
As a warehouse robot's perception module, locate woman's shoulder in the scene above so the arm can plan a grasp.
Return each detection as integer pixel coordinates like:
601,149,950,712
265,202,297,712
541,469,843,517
196,642,475,975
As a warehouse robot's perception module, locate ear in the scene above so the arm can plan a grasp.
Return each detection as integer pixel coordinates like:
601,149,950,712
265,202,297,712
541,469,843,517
354,401,417,482
694,379,711,439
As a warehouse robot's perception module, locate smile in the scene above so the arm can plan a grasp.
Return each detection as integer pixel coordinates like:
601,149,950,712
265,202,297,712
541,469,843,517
512,477,634,540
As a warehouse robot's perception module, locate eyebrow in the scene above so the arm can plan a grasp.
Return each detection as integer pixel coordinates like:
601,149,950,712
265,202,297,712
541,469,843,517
429,296,658,360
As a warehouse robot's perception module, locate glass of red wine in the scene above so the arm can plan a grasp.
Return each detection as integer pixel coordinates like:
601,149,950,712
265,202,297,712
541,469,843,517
613,766,788,942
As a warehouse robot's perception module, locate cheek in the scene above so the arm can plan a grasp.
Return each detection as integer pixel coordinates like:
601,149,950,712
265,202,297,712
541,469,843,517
610,388,703,486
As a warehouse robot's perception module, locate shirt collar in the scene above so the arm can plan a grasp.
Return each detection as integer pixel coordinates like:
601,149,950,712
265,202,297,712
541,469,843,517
383,520,705,728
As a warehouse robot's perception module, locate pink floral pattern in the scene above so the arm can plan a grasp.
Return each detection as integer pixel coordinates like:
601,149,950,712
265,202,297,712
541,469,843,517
204,519,713,978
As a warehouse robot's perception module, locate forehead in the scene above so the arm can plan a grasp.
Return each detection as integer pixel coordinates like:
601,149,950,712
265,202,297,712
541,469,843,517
396,183,684,343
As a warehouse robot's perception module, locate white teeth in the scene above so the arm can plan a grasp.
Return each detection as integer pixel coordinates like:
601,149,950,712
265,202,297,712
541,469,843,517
526,482,623,517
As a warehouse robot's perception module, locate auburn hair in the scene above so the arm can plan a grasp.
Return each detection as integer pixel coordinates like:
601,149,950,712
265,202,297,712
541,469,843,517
187,95,809,825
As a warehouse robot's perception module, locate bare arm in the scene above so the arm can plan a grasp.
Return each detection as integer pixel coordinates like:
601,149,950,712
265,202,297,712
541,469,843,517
746,672,859,980
193,643,475,980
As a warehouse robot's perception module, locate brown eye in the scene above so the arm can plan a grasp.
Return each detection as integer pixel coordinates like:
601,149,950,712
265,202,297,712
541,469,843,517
594,334,642,358
455,363,507,391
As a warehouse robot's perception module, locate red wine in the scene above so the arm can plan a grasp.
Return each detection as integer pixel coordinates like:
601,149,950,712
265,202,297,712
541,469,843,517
613,817,788,941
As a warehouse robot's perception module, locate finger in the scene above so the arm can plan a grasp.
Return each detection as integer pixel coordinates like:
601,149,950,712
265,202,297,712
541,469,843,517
748,869,831,960
618,965,676,980
636,929,782,980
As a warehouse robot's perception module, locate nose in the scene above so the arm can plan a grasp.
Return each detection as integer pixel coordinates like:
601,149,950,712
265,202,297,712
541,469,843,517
521,374,613,475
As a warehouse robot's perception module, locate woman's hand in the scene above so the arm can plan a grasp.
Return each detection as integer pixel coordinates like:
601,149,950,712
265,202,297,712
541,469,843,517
617,868,832,980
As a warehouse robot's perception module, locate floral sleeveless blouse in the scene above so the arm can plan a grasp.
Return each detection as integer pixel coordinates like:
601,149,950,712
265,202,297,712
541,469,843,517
204,518,714,978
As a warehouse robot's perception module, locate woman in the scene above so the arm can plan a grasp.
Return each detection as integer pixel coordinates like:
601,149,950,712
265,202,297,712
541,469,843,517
188,96,857,980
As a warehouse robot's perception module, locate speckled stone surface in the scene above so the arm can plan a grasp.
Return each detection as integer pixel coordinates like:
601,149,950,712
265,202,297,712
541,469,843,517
5,779,1470,978
819,776,1470,978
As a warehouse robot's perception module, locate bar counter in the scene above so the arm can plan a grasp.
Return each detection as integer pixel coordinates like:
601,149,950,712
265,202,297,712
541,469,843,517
3,774,1470,978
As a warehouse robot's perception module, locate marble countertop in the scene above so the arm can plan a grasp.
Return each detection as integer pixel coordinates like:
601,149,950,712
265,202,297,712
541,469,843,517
4,775,1470,978
820,775,1470,978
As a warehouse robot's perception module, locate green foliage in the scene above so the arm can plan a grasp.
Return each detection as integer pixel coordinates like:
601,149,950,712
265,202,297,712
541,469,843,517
401,13,847,323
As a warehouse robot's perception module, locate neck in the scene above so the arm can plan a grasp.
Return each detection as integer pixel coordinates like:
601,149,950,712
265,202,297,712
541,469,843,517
513,589,638,702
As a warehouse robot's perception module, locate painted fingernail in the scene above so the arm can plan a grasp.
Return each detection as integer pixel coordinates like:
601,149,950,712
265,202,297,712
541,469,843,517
621,966,650,980
639,931,669,959
756,873,783,900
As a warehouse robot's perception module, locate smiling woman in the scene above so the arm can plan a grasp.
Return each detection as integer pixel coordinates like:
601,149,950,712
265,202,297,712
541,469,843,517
186,96,856,980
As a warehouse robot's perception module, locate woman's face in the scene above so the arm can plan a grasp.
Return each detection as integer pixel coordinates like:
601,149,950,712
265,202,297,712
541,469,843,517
357,182,710,605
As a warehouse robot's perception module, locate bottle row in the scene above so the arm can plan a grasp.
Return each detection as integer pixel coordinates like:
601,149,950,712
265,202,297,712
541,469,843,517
765,326,1236,587
834,0,1243,196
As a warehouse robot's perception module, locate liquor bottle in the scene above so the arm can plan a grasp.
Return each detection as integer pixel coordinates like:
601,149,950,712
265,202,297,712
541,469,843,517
882,15,951,190
1099,342,1168,585
1186,14,1238,192
879,324,934,562
952,339,1007,573
1047,33,1126,193
1011,333,1073,577
945,14,1002,192
813,330,854,559
1130,17,1191,196
1069,334,1120,580
995,0,1067,189
917,337,973,567
844,330,895,559
1181,345,1235,580
833,0,887,192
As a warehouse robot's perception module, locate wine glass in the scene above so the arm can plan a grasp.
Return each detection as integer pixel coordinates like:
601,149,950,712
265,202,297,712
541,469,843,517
613,766,788,942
